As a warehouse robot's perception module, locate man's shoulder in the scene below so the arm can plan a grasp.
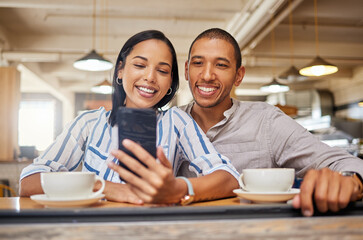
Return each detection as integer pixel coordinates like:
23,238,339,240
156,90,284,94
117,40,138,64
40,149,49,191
233,100,277,113
179,102,193,114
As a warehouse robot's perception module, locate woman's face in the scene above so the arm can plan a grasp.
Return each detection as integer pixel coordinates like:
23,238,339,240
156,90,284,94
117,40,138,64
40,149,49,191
118,39,173,109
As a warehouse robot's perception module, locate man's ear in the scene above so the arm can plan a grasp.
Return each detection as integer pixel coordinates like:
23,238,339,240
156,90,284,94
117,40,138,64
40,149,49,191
184,60,189,81
234,66,245,87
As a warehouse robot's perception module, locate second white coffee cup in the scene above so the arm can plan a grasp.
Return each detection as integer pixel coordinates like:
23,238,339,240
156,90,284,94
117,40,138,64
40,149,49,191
239,168,295,192
40,172,105,199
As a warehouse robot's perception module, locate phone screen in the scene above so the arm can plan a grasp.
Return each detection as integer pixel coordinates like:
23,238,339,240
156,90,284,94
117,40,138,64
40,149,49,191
117,107,157,173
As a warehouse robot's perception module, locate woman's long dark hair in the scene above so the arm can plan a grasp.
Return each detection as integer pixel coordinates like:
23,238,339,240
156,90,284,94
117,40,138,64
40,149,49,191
109,30,179,126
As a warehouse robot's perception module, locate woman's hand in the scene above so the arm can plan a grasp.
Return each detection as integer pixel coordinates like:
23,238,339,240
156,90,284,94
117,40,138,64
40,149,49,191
101,181,143,204
108,139,186,204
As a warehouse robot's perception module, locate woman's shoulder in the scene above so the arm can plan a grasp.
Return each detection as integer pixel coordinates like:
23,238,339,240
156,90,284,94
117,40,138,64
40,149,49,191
70,107,110,128
158,106,194,125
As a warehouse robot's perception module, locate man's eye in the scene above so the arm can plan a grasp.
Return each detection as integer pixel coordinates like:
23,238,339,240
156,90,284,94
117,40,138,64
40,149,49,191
191,61,202,66
217,63,228,68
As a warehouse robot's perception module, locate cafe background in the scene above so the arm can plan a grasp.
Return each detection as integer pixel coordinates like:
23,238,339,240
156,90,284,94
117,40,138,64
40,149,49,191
0,0,362,196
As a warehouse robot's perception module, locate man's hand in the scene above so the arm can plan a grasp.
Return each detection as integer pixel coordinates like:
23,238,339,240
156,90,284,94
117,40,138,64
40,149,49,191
108,139,185,204
292,168,362,217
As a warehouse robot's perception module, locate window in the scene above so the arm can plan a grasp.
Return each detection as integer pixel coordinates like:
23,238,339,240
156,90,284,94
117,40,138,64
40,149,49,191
18,100,55,152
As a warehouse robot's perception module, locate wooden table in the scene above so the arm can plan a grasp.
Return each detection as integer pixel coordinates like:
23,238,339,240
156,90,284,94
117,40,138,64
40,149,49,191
1,197,363,240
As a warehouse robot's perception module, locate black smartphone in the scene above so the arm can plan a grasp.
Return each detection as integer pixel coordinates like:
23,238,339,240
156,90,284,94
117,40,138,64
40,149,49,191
117,107,157,174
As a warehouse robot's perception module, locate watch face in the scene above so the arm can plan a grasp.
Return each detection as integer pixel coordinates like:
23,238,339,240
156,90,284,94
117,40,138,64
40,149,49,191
340,171,356,177
180,195,194,206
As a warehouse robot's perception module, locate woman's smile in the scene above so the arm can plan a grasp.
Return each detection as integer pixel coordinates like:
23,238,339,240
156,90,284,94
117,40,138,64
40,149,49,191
136,85,158,98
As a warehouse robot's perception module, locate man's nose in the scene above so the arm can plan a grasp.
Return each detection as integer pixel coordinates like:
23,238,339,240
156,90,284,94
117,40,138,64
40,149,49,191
201,63,215,81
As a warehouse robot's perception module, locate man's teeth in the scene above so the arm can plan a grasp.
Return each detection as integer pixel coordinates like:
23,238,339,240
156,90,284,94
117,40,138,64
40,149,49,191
198,86,216,92
138,87,155,93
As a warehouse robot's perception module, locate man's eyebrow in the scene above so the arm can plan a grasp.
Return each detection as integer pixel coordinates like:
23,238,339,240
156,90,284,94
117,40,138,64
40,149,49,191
216,57,231,64
133,55,171,68
190,55,204,60
191,55,230,64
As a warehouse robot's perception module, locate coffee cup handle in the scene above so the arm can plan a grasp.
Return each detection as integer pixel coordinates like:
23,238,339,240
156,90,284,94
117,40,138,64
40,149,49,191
238,173,248,191
91,175,105,197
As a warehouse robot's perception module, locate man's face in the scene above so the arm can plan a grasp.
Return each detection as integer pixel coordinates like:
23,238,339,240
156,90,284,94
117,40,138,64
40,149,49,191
185,38,244,109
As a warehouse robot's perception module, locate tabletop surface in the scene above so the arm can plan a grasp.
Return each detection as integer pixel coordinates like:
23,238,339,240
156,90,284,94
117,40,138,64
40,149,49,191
1,197,363,240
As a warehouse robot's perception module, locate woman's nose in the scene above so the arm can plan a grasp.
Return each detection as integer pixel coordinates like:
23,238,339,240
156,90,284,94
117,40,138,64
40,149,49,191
144,68,156,83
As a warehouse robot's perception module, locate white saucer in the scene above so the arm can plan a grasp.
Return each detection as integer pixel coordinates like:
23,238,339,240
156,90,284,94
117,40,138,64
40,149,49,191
30,194,105,208
233,188,300,203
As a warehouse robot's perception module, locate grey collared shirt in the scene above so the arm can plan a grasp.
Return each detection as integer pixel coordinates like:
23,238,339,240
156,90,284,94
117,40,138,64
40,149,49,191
178,99,363,178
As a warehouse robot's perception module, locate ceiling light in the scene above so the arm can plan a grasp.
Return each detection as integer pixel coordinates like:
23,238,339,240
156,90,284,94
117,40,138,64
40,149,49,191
73,50,113,71
278,0,307,82
260,78,290,93
73,0,113,72
91,79,113,94
279,65,307,82
299,56,338,77
299,0,338,77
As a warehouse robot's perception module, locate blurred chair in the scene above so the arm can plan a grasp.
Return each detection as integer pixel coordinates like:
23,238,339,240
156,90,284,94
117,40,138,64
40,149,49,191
0,179,16,197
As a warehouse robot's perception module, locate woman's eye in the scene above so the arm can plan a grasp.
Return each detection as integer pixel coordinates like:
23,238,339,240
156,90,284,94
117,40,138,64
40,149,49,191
134,64,145,68
158,69,169,75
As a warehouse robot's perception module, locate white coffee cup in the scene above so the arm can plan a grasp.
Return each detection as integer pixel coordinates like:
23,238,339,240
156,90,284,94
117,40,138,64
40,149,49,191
238,168,295,192
40,172,105,199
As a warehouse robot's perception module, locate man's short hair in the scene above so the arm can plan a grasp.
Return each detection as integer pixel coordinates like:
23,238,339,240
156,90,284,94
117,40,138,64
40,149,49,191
188,28,242,70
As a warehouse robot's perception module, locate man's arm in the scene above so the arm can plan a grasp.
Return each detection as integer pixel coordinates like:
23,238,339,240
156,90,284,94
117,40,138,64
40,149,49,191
292,168,363,216
267,107,363,216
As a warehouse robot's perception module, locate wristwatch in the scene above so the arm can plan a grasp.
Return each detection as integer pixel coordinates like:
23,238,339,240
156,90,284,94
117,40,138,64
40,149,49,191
176,176,195,205
340,171,363,183
340,171,363,199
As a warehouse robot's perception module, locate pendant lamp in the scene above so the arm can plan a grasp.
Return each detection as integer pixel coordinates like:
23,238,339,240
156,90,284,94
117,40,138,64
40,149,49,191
73,0,113,72
278,0,307,82
260,15,289,93
91,79,113,94
299,0,338,77
260,78,290,93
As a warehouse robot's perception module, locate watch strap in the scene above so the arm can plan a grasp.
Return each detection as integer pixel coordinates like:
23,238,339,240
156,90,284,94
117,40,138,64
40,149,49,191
340,171,363,200
176,176,195,205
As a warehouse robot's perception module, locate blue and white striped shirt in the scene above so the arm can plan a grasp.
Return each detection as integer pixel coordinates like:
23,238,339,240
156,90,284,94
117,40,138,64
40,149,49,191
20,107,239,183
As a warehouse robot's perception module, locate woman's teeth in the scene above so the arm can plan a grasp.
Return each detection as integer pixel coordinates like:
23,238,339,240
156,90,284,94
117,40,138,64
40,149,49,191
138,86,155,93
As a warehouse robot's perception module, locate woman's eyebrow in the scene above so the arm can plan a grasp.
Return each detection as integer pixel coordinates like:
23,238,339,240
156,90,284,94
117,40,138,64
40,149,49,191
133,55,171,68
133,56,147,61
159,62,171,68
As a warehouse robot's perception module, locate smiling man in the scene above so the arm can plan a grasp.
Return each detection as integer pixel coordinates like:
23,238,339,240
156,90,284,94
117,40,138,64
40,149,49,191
179,28,363,217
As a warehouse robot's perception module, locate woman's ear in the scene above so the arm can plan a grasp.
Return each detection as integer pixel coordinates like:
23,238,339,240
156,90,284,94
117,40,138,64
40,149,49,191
117,61,124,79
